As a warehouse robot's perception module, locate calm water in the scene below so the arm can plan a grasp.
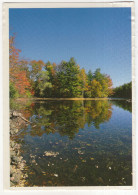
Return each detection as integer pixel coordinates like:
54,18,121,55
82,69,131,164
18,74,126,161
11,100,132,186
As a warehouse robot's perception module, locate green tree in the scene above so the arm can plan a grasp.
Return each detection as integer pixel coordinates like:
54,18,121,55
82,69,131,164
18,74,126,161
45,61,58,97
57,58,81,97
93,68,104,82
87,70,93,84
112,82,132,98
35,71,52,97
10,82,19,98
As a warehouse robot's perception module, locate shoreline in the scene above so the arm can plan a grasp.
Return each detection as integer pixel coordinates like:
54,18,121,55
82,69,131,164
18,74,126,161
16,97,131,101
10,111,29,187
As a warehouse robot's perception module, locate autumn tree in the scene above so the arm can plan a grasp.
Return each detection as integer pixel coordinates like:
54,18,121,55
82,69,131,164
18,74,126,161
9,35,114,99
78,68,89,97
91,69,113,97
9,34,33,97
29,60,45,81
90,80,102,97
9,34,21,83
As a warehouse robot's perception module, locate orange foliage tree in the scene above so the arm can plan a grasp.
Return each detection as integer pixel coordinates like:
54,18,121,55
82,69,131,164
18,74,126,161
9,34,33,97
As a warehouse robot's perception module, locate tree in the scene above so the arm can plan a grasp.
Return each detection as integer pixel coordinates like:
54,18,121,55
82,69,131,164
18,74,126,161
9,34,21,83
90,80,102,97
87,70,93,84
13,70,32,96
45,61,58,97
10,82,19,98
112,82,132,98
9,34,33,97
78,68,89,97
93,68,103,82
100,75,113,97
57,58,81,97
92,69,113,97
35,71,52,97
29,60,45,81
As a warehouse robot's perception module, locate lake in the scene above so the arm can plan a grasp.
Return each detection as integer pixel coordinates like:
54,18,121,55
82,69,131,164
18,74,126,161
10,99,132,186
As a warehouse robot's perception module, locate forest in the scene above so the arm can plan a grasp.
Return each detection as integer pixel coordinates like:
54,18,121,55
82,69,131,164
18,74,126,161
9,34,131,99
111,82,132,99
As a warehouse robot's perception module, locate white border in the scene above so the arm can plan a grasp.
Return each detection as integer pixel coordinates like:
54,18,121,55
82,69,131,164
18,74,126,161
1,0,137,194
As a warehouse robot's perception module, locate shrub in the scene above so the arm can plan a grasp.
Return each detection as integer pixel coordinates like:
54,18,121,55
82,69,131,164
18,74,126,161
10,82,19,98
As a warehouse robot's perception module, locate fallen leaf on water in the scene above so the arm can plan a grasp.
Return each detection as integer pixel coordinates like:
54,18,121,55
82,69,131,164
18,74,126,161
44,151,59,157
90,158,94,160
78,150,84,154
42,171,48,175
54,174,58,177
29,172,35,175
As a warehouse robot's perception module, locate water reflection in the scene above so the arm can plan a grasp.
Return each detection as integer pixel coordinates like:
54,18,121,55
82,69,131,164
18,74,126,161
16,100,112,139
10,99,132,186
10,99,132,139
111,100,132,112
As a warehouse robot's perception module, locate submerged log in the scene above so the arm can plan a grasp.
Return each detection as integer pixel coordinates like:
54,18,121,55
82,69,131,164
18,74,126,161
12,111,32,124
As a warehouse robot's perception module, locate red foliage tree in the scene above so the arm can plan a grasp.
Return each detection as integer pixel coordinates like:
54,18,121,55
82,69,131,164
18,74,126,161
9,34,33,97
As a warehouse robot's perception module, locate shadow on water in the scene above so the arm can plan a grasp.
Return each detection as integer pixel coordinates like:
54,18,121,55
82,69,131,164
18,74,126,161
10,99,132,186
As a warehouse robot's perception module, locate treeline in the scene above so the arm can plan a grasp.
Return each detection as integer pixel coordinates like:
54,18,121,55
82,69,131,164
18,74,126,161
111,82,132,99
9,34,113,98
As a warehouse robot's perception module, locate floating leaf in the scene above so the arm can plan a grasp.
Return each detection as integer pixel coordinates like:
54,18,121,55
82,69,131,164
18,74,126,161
90,158,94,160
54,174,58,177
29,172,35,175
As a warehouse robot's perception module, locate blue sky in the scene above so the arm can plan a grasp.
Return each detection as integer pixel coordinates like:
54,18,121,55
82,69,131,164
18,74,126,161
9,8,131,87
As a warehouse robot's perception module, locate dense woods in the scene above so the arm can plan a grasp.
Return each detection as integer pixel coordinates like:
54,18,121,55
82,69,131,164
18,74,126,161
111,82,132,99
9,34,131,99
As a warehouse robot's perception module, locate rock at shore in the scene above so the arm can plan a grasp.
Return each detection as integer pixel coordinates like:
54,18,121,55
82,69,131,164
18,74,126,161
10,110,28,187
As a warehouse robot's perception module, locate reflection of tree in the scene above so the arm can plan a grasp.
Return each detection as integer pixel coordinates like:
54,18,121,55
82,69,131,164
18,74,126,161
112,100,132,113
20,100,112,139
10,99,35,119
84,101,112,129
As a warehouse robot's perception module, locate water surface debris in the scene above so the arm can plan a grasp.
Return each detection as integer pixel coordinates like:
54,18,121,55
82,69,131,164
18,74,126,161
44,151,59,157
